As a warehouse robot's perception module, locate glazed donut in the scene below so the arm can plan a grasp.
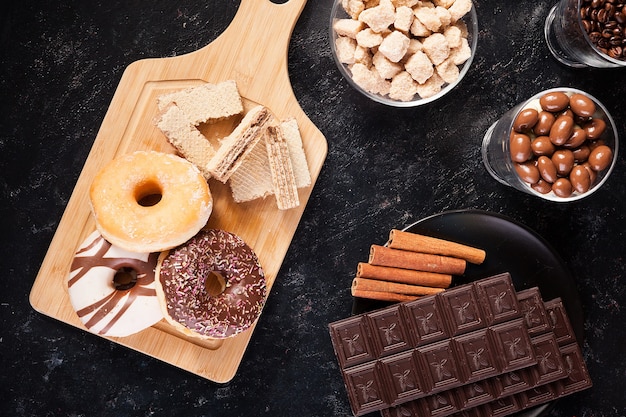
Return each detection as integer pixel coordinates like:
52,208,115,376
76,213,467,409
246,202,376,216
67,231,163,337
89,150,212,253
155,229,267,339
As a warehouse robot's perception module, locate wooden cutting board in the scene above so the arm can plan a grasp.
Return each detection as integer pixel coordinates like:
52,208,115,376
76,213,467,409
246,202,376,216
30,0,327,383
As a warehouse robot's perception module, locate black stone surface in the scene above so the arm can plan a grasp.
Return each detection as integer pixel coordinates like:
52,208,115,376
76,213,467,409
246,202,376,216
1,1,625,416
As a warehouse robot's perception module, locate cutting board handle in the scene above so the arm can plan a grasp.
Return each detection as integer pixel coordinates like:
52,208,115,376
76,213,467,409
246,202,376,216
238,0,309,22
189,0,308,102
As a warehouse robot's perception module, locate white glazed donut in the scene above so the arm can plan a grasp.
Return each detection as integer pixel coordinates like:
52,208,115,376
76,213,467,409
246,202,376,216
67,231,163,337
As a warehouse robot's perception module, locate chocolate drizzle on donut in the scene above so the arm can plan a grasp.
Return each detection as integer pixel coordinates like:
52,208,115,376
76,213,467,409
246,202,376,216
158,229,266,339
69,233,159,335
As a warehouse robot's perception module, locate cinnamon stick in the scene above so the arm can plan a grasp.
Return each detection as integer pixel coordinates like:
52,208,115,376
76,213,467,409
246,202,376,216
357,262,452,288
369,245,466,275
353,277,445,297
388,229,486,265
350,288,419,303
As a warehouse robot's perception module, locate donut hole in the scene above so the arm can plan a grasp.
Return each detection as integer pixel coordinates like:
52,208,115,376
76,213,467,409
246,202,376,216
113,267,138,290
205,271,226,297
134,180,163,207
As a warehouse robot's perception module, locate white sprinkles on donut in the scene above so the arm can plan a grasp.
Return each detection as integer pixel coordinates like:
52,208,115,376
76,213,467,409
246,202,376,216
67,231,163,337
156,229,267,339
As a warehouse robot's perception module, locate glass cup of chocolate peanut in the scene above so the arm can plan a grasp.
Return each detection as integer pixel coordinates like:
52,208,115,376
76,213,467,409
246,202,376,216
482,88,618,202
545,0,626,68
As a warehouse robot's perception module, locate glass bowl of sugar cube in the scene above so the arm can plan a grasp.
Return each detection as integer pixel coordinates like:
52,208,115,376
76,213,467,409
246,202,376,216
330,0,478,107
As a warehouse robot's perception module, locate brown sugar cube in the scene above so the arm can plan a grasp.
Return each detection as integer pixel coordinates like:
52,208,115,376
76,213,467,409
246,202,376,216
378,30,411,63
450,37,472,65
422,32,450,65
394,6,415,33
373,51,403,79
351,63,391,95
392,0,420,6
341,0,365,19
389,71,419,101
334,18,365,38
335,36,358,65
416,72,445,98
444,24,463,49
436,6,453,28
436,57,460,84
414,6,442,32
354,45,374,65
449,0,473,22
358,0,395,32
356,28,384,48
405,51,435,84
433,0,455,7
410,17,432,37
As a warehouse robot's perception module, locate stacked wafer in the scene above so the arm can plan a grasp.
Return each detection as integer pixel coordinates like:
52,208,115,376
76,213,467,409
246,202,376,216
351,229,486,302
154,80,311,210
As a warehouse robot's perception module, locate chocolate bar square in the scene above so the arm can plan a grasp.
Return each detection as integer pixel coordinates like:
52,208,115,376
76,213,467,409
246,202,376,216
484,395,521,416
422,389,461,417
529,333,566,386
517,287,551,336
367,305,413,358
555,342,593,396
380,400,422,417
379,351,426,404
474,273,521,325
328,316,375,368
491,369,533,398
438,285,484,336
518,383,558,408
416,339,464,391
454,329,499,382
544,298,576,346
402,296,450,346
343,362,387,415
455,378,496,410
488,318,536,372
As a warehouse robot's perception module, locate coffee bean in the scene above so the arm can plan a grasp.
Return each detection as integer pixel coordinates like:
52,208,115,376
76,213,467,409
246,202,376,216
579,0,626,60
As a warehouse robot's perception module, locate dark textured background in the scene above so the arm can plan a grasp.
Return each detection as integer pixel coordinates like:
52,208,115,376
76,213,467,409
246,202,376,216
1,0,625,416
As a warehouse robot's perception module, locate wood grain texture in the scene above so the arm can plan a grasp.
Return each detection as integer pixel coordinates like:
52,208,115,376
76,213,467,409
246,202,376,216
29,0,327,383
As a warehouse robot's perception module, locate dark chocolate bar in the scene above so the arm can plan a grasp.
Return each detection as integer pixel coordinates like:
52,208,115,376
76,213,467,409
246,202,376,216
329,274,537,416
328,273,592,417
378,299,591,417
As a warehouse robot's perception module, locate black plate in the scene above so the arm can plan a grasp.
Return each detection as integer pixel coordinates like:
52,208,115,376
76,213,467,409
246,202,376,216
352,209,584,417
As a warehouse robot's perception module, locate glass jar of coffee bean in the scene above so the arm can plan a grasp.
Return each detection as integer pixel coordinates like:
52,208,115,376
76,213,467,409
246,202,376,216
580,0,626,59
545,0,626,67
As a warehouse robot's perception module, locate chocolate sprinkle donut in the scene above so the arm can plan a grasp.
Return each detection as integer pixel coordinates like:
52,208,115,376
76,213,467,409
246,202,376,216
156,229,267,339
